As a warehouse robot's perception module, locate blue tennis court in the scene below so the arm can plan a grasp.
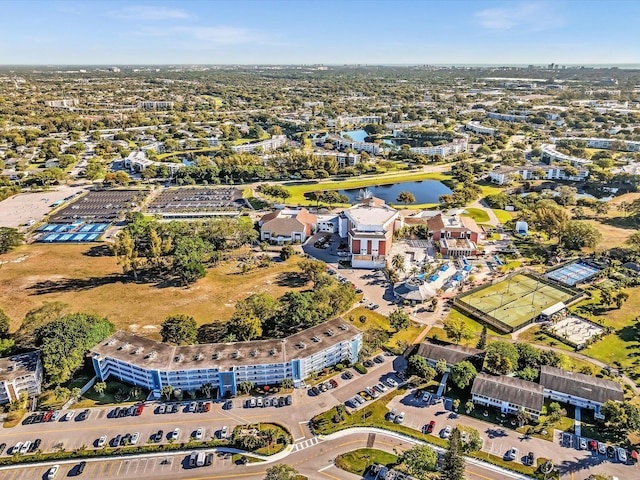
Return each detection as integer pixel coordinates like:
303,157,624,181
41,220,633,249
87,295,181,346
72,234,87,241
86,233,99,241
546,262,600,286
37,222,110,242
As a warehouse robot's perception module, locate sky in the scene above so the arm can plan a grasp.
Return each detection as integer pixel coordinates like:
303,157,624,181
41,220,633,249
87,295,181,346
1,0,639,65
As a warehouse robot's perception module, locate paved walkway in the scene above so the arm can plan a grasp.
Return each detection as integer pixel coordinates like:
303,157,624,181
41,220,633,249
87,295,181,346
436,372,449,397
575,406,582,437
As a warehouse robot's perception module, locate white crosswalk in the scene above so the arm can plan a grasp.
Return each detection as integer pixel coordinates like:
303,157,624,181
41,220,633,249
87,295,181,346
292,436,321,452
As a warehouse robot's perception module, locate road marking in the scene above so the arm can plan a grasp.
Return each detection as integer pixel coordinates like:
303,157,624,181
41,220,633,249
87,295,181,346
338,440,363,447
298,422,306,438
318,468,342,480
465,470,499,480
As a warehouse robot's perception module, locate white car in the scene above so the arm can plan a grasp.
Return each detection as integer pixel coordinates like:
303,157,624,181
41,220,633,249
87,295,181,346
394,412,405,424
386,378,398,388
618,448,628,463
375,382,388,393
130,432,140,445
441,425,453,439
19,441,31,455
172,428,181,440
51,411,61,422
256,397,263,407
195,427,204,440
506,447,518,461
13,442,22,455
579,437,587,450
97,435,107,447
421,391,432,403
220,426,228,439
65,411,75,421
47,465,60,480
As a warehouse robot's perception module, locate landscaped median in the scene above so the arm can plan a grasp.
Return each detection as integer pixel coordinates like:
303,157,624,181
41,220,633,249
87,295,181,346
311,390,557,480
0,422,291,467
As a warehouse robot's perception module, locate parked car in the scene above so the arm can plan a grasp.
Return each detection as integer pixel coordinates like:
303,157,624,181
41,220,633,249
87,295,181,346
394,412,405,424
190,402,197,412
354,394,365,405
47,465,60,480
579,437,587,450
12,443,22,455
387,409,397,422
386,378,398,388
172,428,181,440
442,425,453,439
188,452,197,468
363,359,374,368
607,445,616,458
126,405,135,416
75,461,86,476
156,430,164,442
43,411,53,422
374,382,388,393
360,390,372,401
425,420,436,434
343,371,353,380
195,427,204,440
65,411,75,421
329,379,338,388
205,452,214,466
597,443,607,455
589,440,598,451
77,409,89,421
506,447,518,461
220,426,228,439
278,397,286,407
263,398,271,407
311,386,320,396
256,397,263,407
19,441,31,455
30,439,41,452
249,397,257,408
526,451,535,466
286,395,293,405
131,432,140,445
421,391,432,403
618,448,628,463
112,435,121,447
23,415,35,425
224,400,233,410
0,443,6,455
97,435,107,448
204,402,211,412
134,404,144,416
49,411,60,422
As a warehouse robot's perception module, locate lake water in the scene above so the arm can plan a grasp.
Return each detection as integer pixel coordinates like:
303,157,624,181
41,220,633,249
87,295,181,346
340,129,368,142
338,180,452,205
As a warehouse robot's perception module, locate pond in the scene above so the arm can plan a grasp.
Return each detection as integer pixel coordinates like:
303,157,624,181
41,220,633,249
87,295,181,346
338,180,452,205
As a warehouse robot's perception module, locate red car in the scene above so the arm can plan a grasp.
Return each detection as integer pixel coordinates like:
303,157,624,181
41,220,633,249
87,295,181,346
589,440,598,451
43,411,53,422
204,402,211,412
134,404,144,416
329,379,338,388
425,420,436,434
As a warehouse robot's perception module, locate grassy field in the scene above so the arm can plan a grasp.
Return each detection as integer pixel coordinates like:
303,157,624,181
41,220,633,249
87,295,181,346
0,244,308,335
492,209,514,224
282,170,451,207
462,208,490,223
336,448,399,476
348,306,424,350
156,147,220,160
456,274,574,330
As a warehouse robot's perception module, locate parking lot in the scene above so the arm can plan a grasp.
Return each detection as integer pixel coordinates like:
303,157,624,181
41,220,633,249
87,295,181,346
147,187,249,215
50,189,148,223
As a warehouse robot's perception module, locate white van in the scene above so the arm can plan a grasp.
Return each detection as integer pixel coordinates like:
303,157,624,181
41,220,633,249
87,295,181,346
196,451,206,467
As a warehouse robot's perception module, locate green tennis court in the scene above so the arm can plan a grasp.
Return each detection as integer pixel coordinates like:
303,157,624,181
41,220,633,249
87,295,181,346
456,274,574,330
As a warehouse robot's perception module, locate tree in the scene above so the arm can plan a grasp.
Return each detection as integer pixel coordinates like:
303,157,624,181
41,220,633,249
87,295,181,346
35,313,115,384
407,355,437,382
238,381,254,395
200,383,213,398
0,227,24,254
112,230,141,280
280,245,295,260
161,385,174,401
173,237,211,285
615,290,629,309
0,309,10,338
459,425,483,452
561,221,603,250
529,204,569,242
435,358,448,375
442,317,474,344
264,464,299,480
594,201,610,217
227,307,263,341
450,361,477,390
400,444,438,479
441,427,465,480
625,231,640,251
160,314,197,345
298,258,326,284
476,325,487,350
390,253,406,274
465,400,475,414
483,341,519,375
397,191,416,207
94,381,107,397
281,378,294,389
453,398,460,411
389,309,411,332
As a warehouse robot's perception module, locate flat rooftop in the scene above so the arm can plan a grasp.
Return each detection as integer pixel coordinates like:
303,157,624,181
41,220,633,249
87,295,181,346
92,317,361,371
0,351,40,382
345,203,397,227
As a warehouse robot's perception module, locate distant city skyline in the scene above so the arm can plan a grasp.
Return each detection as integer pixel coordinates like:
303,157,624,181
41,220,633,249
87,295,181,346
1,0,639,65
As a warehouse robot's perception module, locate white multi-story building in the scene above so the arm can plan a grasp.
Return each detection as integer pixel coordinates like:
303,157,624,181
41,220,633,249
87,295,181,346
314,151,361,168
540,144,592,168
44,99,79,109
0,352,43,405
486,112,528,122
465,121,497,136
231,135,287,154
138,101,174,110
336,115,382,126
91,318,362,398
326,135,382,155
489,164,590,185
124,150,184,176
553,137,640,153
410,138,467,158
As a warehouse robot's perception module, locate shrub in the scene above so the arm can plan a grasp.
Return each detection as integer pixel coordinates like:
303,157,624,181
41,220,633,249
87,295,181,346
354,363,368,375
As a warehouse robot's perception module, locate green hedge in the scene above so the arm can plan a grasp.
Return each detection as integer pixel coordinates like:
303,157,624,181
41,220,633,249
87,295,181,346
354,363,368,374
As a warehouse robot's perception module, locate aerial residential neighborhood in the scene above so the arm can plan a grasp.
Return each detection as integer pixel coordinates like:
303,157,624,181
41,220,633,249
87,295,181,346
0,2,639,480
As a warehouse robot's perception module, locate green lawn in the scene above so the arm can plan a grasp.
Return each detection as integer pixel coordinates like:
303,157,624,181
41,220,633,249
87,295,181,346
492,209,514,224
463,208,490,223
336,448,399,476
72,380,149,409
348,306,425,351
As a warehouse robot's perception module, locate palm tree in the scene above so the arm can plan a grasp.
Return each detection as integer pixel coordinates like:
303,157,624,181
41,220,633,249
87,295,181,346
409,266,420,278
396,191,416,208
391,254,405,274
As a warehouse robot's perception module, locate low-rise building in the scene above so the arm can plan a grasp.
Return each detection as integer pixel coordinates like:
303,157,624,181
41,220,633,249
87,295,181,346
314,151,361,168
138,101,174,110
465,121,497,136
414,341,485,371
124,150,184,176
0,352,43,405
231,135,287,154
259,208,317,243
409,138,467,158
539,366,623,419
488,164,590,185
471,373,544,419
487,112,528,122
428,213,484,257
343,197,400,268
326,135,382,155
90,318,362,398
553,137,640,153
540,144,592,168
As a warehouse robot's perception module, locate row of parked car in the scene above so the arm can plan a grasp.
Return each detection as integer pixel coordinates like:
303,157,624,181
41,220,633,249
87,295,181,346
310,378,338,396
23,409,88,425
244,395,292,408
156,401,211,415
3,438,41,456
110,404,144,418
584,438,630,463
347,377,399,409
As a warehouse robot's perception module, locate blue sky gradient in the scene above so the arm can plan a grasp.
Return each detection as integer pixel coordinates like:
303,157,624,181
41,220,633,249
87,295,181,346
2,0,639,65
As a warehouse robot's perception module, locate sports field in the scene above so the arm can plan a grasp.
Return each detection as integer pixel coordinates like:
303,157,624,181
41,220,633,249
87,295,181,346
456,274,575,330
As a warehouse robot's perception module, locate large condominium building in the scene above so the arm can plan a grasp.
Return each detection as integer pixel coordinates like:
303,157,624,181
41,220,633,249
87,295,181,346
343,197,400,269
138,101,174,110
314,151,361,168
553,137,640,153
231,135,287,154
91,318,362,399
44,99,79,109
326,135,382,155
465,121,497,136
0,352,43,405
489,164,590,185
337,115,382,126
540,144,592,168
409,138,467,158
124,150,184,176
486,112,528,122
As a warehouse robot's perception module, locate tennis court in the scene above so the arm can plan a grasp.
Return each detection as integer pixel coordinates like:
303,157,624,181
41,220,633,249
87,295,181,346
546,262,600,286
456,273,576,331
37,223,109,243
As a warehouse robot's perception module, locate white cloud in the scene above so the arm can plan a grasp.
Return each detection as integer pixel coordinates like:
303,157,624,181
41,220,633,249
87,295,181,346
112,5,190,20
134,25,263,46
475,2,565,31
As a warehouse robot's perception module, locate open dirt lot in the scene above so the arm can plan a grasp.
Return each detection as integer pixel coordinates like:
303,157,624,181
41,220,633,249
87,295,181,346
0,185,88,229
0,243,308,335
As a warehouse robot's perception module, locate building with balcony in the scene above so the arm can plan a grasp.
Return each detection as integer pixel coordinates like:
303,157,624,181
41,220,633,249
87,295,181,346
428,213,484,257
259,208,317,244
90,318,362,399
0,352,43,405
409,138,467,158
488,164,590,185
231,135,287,154
540,144,592,168
342,197,400,269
